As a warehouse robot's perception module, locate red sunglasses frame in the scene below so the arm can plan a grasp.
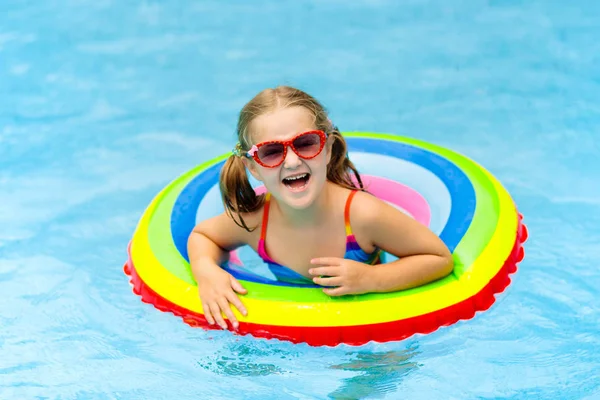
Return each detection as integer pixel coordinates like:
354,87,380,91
247,130,328,168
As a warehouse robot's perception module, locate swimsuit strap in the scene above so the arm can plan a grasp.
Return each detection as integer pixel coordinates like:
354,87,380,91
343,189,382,265
260,192,271,242
344,190,358,237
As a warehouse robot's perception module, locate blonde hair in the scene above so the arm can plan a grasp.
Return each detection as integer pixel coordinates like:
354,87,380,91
219,86,364,231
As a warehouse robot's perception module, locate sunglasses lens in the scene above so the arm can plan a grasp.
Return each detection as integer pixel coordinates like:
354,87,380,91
293,133,322,158
257,143,285,166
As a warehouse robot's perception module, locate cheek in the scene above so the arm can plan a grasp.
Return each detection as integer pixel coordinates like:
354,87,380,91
308,154,330,177
259,167,281,183
245,162,262,182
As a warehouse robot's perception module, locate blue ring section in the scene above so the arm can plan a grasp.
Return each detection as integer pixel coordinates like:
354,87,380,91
349,138,475,248
170,161,222,261
170,136,476,286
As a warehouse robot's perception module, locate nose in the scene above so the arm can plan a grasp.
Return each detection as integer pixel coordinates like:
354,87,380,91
282,145,301,169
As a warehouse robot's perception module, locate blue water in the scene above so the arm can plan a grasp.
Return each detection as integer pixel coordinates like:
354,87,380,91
2,1,599,399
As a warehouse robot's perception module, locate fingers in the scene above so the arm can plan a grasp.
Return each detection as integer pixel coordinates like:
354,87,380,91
312,276,342,287
226,291,247,317
323,286,350,296
230,276,248,295
201,301,215,326
217,298,239,330
200,281,247,330
204,300,242,330
209,302,228,330
308,266,340,277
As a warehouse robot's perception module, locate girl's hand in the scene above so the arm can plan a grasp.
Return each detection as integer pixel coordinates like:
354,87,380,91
308,257,373,296
197,265,248,330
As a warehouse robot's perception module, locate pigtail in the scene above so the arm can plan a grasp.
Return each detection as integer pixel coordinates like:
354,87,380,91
326,126,365,192
219,155,264,232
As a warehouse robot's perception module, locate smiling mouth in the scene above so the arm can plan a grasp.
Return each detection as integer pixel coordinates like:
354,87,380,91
282,173,311,191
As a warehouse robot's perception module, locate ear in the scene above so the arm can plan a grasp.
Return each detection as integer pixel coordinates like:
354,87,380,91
325,133,336,165
242,157,263,182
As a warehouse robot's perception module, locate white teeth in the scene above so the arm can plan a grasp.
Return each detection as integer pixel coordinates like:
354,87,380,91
284,173,308,181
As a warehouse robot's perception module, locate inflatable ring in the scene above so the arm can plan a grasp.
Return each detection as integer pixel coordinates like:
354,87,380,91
124,132,528,346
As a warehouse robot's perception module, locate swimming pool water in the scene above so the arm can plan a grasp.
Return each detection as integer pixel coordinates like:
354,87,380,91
1,1,599,399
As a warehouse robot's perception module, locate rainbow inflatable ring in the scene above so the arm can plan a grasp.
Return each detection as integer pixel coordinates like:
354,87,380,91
124,132,528,347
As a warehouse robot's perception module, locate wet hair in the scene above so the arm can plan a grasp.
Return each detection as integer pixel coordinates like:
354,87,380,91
219,85,364,231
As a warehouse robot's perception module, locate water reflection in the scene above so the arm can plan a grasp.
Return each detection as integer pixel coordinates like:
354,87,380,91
197,340,291,377
328,345,421,399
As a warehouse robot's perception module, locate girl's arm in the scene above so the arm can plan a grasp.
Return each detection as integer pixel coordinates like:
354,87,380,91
188,212,246,274
187,212,257,329
309,191,453,295
358,192,454,292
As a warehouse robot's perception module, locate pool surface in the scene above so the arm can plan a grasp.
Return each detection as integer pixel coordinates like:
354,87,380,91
1,1,599,399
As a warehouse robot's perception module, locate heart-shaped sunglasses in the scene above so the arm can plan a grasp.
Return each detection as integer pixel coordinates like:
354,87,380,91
246,130,327,168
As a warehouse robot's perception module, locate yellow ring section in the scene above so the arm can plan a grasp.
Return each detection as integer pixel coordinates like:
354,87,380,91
130,162,517,327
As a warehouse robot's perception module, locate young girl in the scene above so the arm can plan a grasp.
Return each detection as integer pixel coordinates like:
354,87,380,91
187,86,453,330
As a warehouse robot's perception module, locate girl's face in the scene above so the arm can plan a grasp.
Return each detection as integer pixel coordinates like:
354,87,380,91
243,106,334,210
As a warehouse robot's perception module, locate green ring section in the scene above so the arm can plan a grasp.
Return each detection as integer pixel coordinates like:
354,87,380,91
142,133,503,303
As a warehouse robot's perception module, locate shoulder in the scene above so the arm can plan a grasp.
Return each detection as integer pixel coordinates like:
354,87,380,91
347,189,413,239
223,201,266,237
343,189,394,250
347,189,387,224
235,207,265,232
193,198,266,249
348,189,451,259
